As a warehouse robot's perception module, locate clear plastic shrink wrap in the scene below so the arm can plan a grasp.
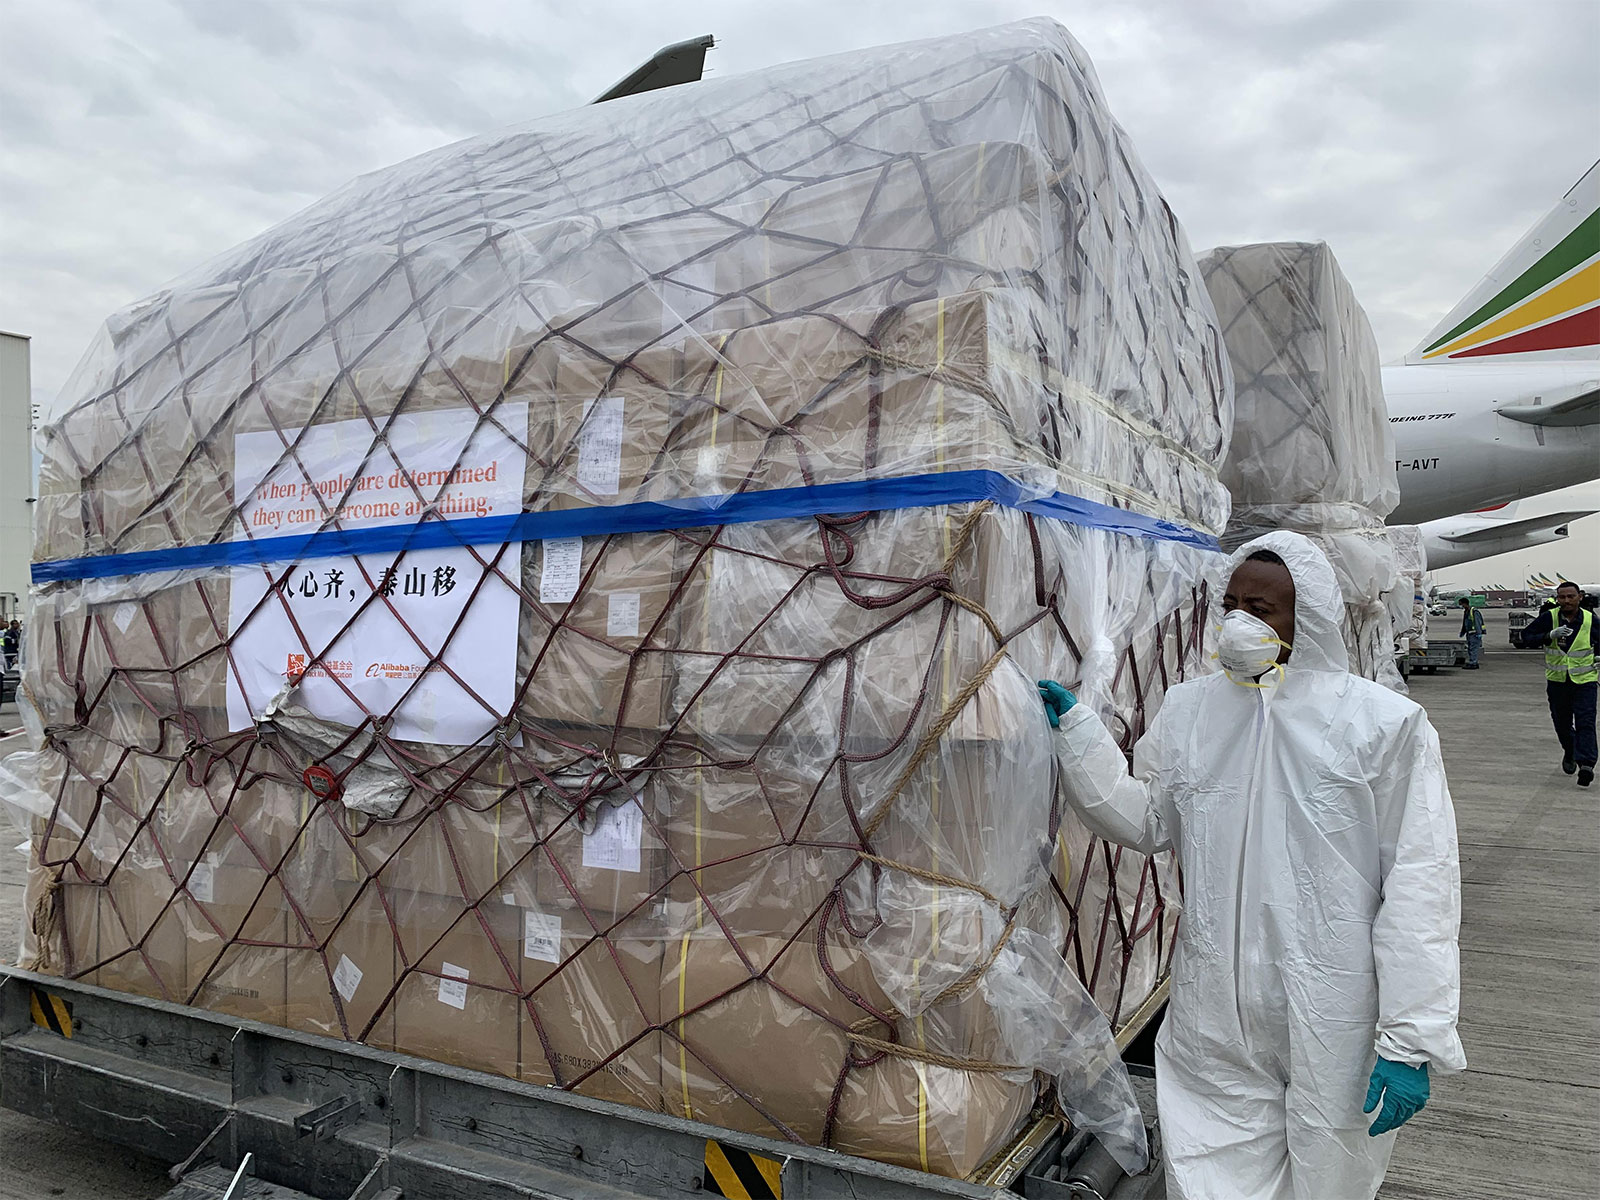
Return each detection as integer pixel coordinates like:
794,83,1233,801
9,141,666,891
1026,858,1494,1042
8,20,1232,1178
1198,242,1405,690
1385,524,1428,651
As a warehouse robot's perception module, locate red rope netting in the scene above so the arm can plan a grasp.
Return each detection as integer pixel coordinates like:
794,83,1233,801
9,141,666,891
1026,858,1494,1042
15,21,1229,1179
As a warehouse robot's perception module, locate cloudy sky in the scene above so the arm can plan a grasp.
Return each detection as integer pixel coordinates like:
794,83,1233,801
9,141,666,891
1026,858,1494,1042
2,0,1596,580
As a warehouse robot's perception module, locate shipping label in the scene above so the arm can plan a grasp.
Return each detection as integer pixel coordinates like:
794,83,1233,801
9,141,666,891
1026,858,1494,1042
522,909,563,964
332,954,364,1003
539,537,583,605
437,962,470,1010
581,798,644,873
576,396,624,495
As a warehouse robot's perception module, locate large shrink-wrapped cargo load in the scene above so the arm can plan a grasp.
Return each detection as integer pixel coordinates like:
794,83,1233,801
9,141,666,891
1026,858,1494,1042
6,19,1232,1179
1385,524,1429,651
1198,241,1406,689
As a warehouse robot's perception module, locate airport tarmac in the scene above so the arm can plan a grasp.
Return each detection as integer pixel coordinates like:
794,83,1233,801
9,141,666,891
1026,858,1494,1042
0,611,1596,1198
1378,610,1600,1199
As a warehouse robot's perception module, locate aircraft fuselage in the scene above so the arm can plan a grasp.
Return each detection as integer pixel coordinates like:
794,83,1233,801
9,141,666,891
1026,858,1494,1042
1383,361,1599,524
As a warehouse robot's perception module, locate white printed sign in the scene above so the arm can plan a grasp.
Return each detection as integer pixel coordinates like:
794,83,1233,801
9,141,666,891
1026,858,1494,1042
539,538,583,605
225,404,528,746
582,799,644,873
606,592,640,638
576,397,624,495
437,962,470,1010
332,954,364,1002
523,910,563,964
112,603,139,634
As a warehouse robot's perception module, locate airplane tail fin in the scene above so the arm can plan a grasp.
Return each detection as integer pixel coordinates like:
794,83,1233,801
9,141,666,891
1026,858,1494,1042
1408,160,1600,364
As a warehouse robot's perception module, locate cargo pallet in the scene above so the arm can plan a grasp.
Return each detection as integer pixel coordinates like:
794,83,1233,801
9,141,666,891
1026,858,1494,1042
1409,638,1467,673
0,965,1164,1200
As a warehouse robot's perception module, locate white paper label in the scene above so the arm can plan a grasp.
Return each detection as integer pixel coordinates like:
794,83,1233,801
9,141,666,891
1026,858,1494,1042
576,396,624,495
695,444,725,483
582,799,643,873
437,961,469,1010
188,859,215,904
332,954,363,1002
225,403,528,746
540,538,583,605
660,260,718,337
112,603,139,634
606,592,641,638
502,892,517,907
523,910,563,964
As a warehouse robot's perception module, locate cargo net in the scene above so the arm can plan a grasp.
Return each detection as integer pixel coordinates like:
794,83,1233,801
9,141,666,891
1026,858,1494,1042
21,499,1202,1178
14,19,1231,1179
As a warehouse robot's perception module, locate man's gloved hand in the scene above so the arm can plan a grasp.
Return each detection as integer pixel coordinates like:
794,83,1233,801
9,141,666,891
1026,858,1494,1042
1364,1057,1429,1136
1555,624,1576,648
1037,680,1077,728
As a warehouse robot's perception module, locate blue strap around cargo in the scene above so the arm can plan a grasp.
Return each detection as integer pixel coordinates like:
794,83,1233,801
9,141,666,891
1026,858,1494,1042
29,469,1219,584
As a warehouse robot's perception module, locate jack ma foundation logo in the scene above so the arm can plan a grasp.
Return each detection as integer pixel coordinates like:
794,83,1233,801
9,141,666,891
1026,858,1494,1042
284,652,353,681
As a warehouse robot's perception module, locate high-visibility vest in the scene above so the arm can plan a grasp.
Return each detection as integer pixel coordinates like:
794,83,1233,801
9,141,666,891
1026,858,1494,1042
1546,608,1597,684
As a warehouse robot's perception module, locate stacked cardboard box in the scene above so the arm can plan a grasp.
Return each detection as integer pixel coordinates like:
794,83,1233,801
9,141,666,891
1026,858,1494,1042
10,20,1233,1179
1199,241,1406,690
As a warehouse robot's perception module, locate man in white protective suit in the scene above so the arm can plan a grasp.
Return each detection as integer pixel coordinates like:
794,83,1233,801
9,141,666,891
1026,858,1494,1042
1037,530,1465,1200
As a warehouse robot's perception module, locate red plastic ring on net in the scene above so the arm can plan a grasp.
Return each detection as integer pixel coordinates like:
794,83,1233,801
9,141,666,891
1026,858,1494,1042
302,763,342,802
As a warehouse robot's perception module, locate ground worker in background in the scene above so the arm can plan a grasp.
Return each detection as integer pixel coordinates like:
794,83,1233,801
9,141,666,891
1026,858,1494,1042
1038,530,1464,1200
1518,580,1596,788
1457,597,1485,669
2,619,20,671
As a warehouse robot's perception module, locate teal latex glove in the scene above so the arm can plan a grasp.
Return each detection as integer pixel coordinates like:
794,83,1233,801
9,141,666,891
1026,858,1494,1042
1364,1057,1429,1136
1038,680,1077,728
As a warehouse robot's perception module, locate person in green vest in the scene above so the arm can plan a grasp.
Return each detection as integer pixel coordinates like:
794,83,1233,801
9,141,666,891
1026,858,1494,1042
1457,598,1485,669
1518,580,1597,787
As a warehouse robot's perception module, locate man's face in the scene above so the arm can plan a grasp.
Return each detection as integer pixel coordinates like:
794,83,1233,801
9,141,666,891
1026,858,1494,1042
1223,559,1296,664
1557,585,1583,616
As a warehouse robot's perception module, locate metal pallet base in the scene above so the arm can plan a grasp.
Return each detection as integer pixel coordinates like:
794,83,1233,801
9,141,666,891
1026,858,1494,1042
2,966,1009,1200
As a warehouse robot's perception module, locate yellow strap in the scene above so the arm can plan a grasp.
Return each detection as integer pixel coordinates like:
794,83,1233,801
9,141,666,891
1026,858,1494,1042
677,930,694,1120
913,1059,931,1173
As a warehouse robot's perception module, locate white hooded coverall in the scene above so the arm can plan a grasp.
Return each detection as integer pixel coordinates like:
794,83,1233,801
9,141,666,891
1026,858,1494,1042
1053,532,1465,1200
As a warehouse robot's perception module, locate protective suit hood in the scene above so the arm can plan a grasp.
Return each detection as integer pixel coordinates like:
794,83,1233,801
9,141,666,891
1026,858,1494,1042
1220,530,1349,676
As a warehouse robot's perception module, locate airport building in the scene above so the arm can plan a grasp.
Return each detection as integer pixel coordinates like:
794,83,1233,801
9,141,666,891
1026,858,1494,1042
0,330,33,621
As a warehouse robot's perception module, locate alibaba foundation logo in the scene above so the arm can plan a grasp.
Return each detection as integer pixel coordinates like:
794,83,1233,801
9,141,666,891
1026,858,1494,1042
365,660,427,680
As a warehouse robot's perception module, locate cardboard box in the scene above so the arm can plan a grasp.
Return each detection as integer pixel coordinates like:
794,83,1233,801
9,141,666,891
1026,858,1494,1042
285,880,398,1050
518,532,678,730
541,357,677,510
518,918,662,1111
660,921,892,1144
531,787,670,923
831,1058,1034,1179
390,890,520,1076
94,854,190,1003
661,772,854,936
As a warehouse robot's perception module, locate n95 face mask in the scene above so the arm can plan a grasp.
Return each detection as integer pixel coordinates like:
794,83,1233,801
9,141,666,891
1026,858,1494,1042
1215,609,1287,679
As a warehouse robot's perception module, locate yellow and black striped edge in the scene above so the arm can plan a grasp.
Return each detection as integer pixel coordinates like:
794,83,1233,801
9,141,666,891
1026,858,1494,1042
29,988,73,1038
704,1139,781,1199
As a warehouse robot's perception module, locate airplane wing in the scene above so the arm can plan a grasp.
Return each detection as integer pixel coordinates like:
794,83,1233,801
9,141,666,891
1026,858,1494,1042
1434,509,1597,544
1498,385,1600,427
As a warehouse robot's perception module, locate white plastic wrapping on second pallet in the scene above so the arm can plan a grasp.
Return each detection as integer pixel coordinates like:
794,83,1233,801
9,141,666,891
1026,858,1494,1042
1199,241,1404,689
